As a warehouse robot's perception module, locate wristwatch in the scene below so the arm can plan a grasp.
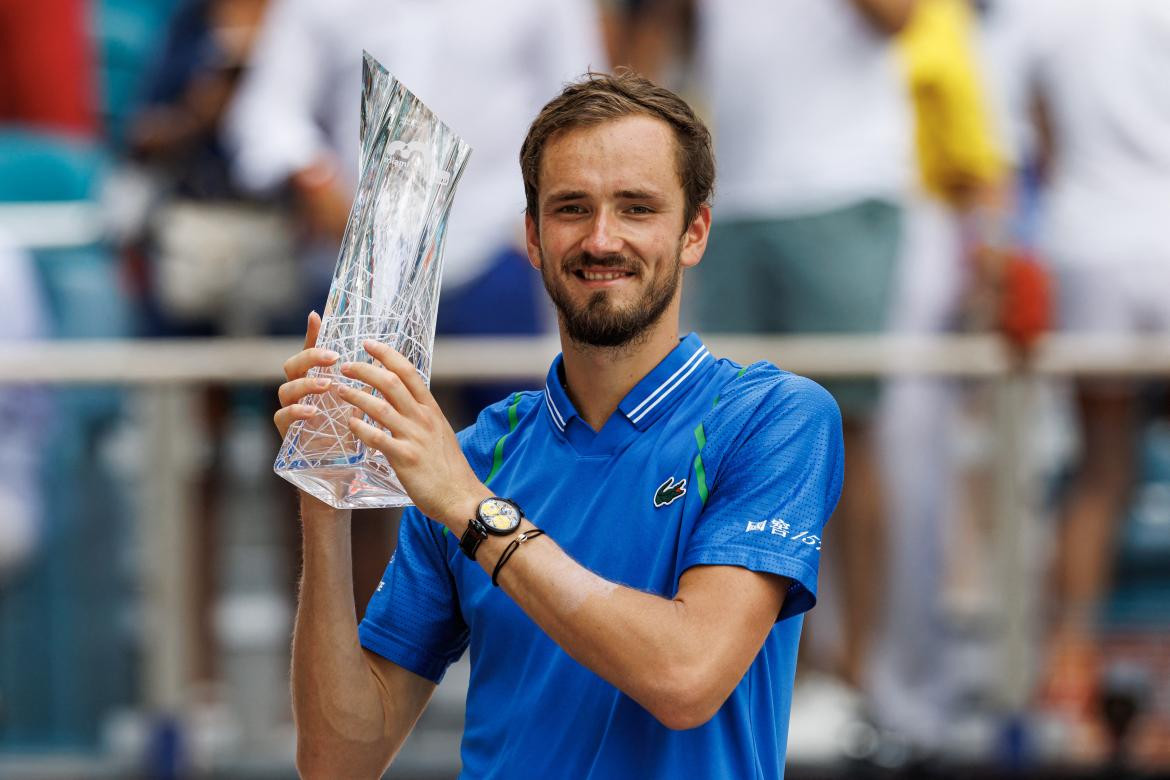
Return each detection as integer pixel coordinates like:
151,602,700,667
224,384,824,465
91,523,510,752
459,496,524,561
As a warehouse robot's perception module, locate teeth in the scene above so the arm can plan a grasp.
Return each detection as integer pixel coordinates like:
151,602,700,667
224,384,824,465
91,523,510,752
581,271,627,281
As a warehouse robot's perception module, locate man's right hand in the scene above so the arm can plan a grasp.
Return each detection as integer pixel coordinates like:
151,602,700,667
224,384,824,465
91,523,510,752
274,310,339,439
278,316,434,779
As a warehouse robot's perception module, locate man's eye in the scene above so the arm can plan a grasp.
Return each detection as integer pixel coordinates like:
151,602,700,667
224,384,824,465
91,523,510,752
628,205,653,215
557,204,585,214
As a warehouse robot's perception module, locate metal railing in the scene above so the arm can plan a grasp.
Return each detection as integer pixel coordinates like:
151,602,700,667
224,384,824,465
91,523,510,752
3,330,1169,770
3,333,1170,386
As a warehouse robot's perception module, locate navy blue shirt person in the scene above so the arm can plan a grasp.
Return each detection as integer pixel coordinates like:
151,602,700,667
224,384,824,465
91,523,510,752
274,72,844,779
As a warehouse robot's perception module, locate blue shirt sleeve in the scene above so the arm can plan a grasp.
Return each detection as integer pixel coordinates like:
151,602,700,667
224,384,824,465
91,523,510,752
356,392,526,682
682,366,844,621
358,507,469,683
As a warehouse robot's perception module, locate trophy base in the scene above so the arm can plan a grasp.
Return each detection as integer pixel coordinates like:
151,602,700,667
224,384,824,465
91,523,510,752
274,464,414,510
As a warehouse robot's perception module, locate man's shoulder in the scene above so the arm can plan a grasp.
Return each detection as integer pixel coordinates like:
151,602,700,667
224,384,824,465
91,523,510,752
455,389,544,460
702,360,841,453
712,360,839,418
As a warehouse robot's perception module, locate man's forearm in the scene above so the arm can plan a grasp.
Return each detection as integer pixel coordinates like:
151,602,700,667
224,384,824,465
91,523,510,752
292,498,396,776
469,521,781,730
496,541,703,727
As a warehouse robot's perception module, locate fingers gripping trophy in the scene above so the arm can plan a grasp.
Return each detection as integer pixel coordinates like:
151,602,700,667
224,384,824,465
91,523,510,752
273,53,472,508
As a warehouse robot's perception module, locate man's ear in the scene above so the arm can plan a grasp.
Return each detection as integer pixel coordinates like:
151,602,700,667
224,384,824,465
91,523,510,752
525,212,543,270
680,203,712,270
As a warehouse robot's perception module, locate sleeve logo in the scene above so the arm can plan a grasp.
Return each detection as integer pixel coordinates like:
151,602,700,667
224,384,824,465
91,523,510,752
745,518,822,550
653,476,687,508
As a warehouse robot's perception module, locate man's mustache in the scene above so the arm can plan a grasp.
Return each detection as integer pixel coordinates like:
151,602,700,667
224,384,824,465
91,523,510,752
565,252,636,273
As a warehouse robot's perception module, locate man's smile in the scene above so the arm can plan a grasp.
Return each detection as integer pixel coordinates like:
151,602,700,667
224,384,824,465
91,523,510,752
573,267,637,287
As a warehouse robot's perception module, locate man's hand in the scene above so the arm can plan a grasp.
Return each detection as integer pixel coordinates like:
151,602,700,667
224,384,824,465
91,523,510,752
274,310,339,439
336,339,489,528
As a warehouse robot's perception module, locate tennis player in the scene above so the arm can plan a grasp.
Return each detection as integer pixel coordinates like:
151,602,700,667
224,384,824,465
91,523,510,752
275,71,843,779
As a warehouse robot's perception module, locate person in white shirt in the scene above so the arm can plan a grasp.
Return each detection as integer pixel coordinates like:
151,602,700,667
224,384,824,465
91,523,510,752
224,0,606,333
1017,0,1170,757
690,0,915,714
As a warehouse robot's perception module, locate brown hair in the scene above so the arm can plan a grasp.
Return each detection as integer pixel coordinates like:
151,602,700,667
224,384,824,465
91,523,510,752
520,69,715,231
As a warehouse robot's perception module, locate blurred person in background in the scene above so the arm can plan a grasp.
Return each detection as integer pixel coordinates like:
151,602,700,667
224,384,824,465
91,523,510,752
0,0,154,753
870,0,1013,755
126,0,300,338
0,0,95,578
121,0,301,707
1013,0,1170,760
224,0,605,342
0,232,50,580
689,0,915,756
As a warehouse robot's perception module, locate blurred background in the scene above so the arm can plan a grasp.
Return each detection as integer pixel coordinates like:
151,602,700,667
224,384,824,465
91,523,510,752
1,0,1168,777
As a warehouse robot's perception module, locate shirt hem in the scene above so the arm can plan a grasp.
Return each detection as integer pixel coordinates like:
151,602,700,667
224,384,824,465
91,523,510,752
682,545,819,621
358,619,453,684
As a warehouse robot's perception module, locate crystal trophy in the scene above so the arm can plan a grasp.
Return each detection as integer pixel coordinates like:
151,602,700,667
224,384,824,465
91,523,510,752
274,52,472,508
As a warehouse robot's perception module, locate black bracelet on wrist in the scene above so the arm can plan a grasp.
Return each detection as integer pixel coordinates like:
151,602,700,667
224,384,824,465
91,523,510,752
491,528,546,587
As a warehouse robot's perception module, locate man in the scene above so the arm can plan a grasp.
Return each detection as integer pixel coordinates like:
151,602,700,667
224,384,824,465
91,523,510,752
275,72,843,778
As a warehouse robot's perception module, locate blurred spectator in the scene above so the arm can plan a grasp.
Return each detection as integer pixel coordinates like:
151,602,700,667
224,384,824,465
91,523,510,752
224,0,606,334
871,0,1010,752
0,0,91,579
689,0,914,756
1017,0,1170,759
125,0,299,336
0,0,99,576
0,0,150,751
118,0,301,709
0,231,49,579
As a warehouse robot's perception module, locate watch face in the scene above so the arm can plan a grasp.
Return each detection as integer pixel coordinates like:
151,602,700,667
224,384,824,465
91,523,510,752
478,497,521,534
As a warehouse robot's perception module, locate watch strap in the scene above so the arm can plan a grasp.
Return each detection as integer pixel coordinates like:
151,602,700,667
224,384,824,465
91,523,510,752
459,517,489,561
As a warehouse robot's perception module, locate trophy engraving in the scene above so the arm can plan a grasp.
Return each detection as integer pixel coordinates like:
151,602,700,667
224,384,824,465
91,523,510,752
274,52,472,508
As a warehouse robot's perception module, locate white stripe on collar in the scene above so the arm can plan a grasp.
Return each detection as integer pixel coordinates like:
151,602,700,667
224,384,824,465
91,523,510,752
628,345,711,423
544,386,566,431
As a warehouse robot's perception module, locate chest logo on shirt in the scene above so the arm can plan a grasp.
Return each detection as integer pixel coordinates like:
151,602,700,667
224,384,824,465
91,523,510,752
653,476,687,508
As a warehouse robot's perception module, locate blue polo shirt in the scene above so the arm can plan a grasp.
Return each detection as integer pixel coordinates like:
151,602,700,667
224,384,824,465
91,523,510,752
358,333,844,779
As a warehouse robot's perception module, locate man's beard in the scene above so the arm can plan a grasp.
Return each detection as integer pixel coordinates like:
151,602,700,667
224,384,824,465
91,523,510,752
540,247,682,349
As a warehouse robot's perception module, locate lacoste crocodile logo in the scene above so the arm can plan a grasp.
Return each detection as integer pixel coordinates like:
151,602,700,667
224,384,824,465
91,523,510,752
654,476,687,508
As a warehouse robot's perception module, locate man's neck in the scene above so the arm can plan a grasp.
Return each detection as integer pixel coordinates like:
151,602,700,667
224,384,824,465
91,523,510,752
558,313,683,432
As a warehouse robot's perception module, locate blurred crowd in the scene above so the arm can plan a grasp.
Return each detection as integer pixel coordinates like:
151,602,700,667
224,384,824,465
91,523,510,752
1,0,1169,776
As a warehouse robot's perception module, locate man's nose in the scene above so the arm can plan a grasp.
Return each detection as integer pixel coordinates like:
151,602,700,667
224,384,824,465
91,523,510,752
581,209,623,257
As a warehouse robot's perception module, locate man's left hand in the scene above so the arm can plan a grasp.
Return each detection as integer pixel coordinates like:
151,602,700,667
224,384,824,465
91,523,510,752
337,340,489,528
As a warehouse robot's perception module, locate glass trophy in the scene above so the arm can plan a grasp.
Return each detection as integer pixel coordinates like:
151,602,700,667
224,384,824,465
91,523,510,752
274,52,472,508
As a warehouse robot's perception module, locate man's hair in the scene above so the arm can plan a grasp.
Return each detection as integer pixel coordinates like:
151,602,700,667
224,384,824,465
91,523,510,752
520,69,715,231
